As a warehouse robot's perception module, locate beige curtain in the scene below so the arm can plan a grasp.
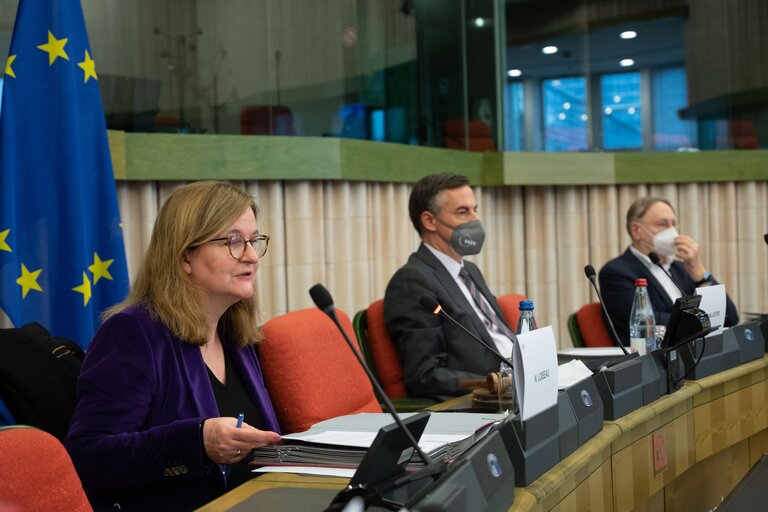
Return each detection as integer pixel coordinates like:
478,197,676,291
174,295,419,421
3,179,765,345
107,179,768,348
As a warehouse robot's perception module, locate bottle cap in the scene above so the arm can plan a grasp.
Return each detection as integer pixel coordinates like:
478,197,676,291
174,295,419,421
519,300,534,311
635,278,647,287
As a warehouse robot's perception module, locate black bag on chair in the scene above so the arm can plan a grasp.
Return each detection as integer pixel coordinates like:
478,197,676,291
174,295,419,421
0,322,84,440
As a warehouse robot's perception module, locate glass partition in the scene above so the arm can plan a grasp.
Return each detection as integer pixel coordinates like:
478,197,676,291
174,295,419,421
504,2,768,151
1,0,766,152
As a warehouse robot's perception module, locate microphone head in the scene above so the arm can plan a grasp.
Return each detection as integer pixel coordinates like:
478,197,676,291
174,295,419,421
584,264,597,280
418,294,441,315
764,233,768,246
648,251,661,265
309,283,335,312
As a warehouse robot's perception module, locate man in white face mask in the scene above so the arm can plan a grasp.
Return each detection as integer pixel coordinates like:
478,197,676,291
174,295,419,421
384,173,517,400
599,197,739,344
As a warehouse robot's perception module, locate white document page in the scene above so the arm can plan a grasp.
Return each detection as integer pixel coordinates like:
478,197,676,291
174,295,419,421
511,325,559,420
695,284,726,337
252,466,357,478
557,359,594,390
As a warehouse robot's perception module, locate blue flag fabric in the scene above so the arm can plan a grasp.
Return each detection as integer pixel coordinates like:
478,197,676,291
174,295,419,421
0,0,129,349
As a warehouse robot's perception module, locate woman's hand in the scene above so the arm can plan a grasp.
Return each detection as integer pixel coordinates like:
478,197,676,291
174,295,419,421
202,417,281,464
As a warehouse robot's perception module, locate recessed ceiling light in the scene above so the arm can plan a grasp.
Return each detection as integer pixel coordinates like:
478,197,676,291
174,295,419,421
613,95,621,103
620,58,635,67
563,102,571,110
542,46,558,55
580,114,588,122
628,107,637,115
558,113,566,120
473,17,485,28
604,107,613,115
507,69,522,78
620,31,637,39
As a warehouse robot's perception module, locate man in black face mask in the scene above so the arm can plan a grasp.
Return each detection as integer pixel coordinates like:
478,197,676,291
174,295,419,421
384,173,515,400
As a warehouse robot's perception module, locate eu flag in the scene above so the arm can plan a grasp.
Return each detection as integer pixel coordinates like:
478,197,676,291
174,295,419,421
0,0,129,349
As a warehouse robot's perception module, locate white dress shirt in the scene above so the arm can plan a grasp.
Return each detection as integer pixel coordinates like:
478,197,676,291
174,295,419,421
424,243,514,358
629,245,682,303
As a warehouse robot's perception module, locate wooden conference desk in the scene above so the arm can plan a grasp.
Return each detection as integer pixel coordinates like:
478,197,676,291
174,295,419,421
198,356,768,512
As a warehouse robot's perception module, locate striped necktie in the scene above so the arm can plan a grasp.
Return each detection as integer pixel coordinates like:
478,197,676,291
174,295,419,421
458,267,515,340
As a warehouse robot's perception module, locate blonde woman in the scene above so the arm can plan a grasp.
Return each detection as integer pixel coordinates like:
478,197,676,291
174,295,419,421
66,181,280,511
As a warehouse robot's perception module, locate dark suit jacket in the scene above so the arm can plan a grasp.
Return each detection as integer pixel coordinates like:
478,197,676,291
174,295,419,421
599,248,739,344
65,304,280,512
384,244,511,400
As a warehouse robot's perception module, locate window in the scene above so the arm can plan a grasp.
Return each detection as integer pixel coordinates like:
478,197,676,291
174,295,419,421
601,72,641,149
504,81,525,151
542,77,587,151
652,67,696,150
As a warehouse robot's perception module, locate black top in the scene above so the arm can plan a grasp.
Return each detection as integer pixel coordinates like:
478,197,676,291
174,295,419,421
206,345,263,490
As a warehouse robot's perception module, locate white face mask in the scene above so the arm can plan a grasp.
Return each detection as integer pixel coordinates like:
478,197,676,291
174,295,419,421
653,227,679,257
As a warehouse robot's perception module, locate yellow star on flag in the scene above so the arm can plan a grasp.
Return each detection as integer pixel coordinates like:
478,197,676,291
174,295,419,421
72,272,92,306
4,55,16,78
0,229,11,252
17,263,43,298
88,252,114,284
77,49,97,83
37,30,69,65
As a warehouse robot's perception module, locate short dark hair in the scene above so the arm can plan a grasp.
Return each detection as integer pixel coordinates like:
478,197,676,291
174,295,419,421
408,173,470,235
626,196,675,236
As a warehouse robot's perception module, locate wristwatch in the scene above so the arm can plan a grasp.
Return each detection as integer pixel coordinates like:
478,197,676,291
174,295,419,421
694,271,712,286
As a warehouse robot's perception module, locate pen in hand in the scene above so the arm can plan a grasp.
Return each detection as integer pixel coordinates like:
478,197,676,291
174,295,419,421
225,413,245,477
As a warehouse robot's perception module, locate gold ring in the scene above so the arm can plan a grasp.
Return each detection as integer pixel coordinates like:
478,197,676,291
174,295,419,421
236,449,241,456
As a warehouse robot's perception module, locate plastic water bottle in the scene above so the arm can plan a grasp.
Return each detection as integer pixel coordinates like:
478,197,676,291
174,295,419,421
498,301,537,410
629,278,656,355
516,300,538,335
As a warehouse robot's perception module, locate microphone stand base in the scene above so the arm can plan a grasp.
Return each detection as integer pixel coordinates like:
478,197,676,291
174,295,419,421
410,426,516,512
593,356,644,420
499,405,560,487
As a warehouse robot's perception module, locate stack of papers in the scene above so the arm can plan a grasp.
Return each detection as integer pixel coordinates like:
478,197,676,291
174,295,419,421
250,412,505,470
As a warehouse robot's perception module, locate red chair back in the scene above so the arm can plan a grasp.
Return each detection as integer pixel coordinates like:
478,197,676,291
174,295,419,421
443,119,496,152
576,303,614,347
0,426,92,511
240,105,296,135
365,300,407,400
497,293,527,333
259,308,381,433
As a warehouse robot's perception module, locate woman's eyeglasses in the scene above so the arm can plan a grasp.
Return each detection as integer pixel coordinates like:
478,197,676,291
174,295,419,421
208,234,270,259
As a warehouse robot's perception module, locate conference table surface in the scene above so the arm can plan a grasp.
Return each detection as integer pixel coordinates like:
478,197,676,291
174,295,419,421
198,354,768,511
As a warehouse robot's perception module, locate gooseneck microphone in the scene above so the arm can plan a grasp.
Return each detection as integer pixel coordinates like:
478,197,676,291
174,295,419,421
583,265,630,356
417,294,515,369
648,251,688,297
309,284,433,466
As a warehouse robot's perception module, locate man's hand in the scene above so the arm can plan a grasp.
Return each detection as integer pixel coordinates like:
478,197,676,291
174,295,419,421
674,234,707,282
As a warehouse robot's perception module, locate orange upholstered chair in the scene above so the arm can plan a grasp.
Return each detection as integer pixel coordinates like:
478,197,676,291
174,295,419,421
259,308,381,434
240,105,296,135
0,426,92,511
365,299,407,400
497,293,527,333
443,119,496,152
575,303,614,348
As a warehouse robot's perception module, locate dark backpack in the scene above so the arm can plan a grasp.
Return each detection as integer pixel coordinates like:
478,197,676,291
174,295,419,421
0,322,84,440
